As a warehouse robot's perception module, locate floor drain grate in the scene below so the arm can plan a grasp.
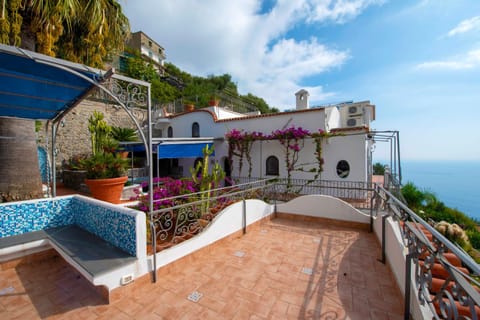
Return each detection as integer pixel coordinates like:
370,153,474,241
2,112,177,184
313,239,321,243
260,229,268,233
234,250,245,257
0,286,14,295
187,291,203,303
302,267,313,275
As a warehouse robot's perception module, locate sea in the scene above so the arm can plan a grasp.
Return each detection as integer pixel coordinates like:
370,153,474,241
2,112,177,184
399,160,480,221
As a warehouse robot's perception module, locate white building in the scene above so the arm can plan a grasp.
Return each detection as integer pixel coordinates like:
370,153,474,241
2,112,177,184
151,91,376,184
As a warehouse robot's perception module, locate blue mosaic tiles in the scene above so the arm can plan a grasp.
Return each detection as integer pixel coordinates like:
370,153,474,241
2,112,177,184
0,198,73,237
71,198,137,256
0,197,137,257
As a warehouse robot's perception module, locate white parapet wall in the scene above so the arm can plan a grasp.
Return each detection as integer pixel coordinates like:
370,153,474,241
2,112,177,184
144,199,274,272
276,194,371,224
373,212,433,320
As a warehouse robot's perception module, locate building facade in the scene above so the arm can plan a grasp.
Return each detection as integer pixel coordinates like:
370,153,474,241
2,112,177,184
151,91,376,184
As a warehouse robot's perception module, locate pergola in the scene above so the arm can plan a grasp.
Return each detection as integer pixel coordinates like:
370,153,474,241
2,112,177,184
0,44,154,209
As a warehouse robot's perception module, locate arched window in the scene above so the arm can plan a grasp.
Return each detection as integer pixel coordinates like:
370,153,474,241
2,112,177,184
167,126,173,138
192,122,200,137
336,160,350,178
266,156,279,176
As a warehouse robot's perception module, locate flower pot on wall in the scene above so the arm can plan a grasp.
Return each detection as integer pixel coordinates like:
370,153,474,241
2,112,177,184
85,176,128,204
185,104,195,112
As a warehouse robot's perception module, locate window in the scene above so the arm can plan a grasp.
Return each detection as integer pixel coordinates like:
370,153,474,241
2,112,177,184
266,156,279,176
148,40,152,47
167,126,173,138
192,122,200,137
336,160,350,178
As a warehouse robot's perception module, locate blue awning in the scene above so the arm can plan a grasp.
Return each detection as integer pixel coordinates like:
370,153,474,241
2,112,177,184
158,142,214,159
0,44,105,120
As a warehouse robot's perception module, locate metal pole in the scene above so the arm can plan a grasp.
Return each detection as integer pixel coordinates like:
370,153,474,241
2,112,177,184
147,86,156,283
242,198,246,234
369,191,374,233
51,123,57,197
404,253,413,320
381,214,388,264
396,131,402,185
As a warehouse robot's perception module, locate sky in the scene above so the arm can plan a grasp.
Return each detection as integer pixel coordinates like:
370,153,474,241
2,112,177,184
120,0,480,161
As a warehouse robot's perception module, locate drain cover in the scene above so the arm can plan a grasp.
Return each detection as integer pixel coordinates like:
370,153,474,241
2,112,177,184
313,239,321,243
260,229,268,233
302,267,313,275
187,291,203,302
0,286,14,295
234,250,245,257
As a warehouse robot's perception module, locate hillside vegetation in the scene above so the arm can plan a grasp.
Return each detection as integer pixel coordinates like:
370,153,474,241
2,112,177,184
123,49,279,113
401,182,480,261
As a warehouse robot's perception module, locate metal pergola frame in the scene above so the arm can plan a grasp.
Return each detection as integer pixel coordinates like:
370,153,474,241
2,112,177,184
0,44,155,237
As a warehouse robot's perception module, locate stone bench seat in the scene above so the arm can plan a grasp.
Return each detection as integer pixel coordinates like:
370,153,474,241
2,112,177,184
0,225,136,279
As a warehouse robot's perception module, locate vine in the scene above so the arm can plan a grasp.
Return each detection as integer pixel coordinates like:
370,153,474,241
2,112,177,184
226,126,338,192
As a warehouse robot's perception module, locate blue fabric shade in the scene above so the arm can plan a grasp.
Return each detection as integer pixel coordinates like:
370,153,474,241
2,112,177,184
0,44,102,120
158,143,214,159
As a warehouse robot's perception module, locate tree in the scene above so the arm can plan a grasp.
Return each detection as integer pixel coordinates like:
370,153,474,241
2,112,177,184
0,0,130,201
0,0,129,68
0,118,43,201
373,162,386,175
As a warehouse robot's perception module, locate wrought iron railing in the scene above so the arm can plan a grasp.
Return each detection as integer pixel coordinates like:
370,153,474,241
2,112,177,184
148,178,277,280
145,176,480,319
231,176,376,210
376,185,480,320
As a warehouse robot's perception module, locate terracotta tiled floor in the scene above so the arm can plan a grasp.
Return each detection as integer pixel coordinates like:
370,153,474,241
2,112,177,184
0,217,403,319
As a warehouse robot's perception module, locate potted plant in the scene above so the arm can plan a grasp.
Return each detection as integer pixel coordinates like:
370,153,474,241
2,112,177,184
184,100,195,112
111,126,138,158
82,152,129,204
81,111,130,204
208,96,220,107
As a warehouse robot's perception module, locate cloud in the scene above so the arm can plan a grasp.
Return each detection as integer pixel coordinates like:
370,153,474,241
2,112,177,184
416,49,480,70
305,0,385,24
120,0,377,109
447,16,480,37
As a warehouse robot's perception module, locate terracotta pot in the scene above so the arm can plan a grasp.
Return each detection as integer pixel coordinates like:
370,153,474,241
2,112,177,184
85,176,128,204
118,151,129,159
208,100,219,107
184,104,195,112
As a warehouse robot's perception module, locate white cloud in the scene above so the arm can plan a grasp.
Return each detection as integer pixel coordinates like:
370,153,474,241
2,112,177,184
120,0,376,109
447,16,480,37
306,0,385,24
417,49,480,70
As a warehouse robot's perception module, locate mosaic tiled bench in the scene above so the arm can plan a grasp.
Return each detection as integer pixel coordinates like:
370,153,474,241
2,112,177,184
0,195,146,295
0,226,137,277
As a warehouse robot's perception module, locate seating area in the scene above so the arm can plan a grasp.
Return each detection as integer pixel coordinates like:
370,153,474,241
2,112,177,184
0,195,146,299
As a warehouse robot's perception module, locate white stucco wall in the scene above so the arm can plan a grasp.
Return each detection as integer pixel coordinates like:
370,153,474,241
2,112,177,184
277,195,371,224
162,108,370,183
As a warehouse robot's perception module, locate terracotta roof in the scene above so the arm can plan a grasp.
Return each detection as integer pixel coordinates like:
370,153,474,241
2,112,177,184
167,107,327,123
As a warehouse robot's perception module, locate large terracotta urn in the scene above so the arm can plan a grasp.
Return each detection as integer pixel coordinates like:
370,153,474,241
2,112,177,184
85,176,128,204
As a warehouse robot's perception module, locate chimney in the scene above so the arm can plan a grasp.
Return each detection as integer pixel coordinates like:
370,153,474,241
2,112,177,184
295,89,309,110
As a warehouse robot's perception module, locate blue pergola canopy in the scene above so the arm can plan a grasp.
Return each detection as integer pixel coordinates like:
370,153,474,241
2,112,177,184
158,142,214,159
0,44,104,120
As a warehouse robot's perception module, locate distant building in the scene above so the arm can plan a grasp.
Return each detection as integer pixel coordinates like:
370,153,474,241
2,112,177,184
125,31,166,74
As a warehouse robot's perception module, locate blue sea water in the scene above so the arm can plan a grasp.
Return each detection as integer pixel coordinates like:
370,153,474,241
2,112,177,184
400,161,480,220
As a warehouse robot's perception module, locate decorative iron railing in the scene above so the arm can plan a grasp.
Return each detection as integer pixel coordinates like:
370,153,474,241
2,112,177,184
231,176,376,210
148,178,277,280
146,176,480,319
376,185,480,320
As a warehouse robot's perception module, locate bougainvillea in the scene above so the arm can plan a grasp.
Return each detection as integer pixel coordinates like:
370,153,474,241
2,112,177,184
226,126,338,192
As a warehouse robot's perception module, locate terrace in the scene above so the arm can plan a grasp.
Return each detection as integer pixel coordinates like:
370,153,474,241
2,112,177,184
1,178,479,319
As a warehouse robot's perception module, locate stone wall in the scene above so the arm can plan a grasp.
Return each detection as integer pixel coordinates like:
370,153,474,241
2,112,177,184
37,99,147,169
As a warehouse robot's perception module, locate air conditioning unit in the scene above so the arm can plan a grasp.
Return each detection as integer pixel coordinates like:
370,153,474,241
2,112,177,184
348,106,358,114
346,118,358,127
